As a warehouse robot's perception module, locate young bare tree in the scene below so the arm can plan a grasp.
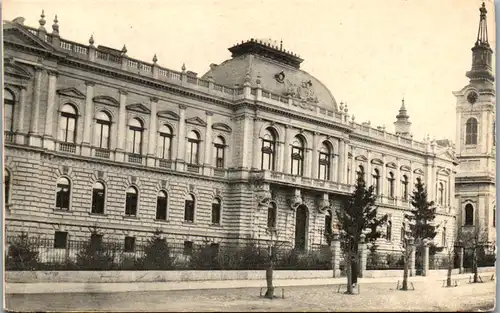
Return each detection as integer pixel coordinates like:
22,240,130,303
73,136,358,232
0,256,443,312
442,235,456,287
399,219,415,291
457,226,493,283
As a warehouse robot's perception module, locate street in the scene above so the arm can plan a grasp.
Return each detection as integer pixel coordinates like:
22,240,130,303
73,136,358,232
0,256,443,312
5,279,495,312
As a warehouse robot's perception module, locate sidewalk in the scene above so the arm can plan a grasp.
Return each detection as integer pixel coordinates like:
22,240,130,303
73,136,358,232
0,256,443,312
5,271,494,294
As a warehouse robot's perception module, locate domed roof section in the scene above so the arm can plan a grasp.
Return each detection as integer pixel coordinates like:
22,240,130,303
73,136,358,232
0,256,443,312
202,38,338,112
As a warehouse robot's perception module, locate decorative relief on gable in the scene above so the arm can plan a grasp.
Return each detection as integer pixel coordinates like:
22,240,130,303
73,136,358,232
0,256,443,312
284,79,319,103
126,103,151,114
386,162,397,169
93,95,119,107
371,158,384,165
186,116,207,127
212,123,232,133
157,110,180,121
400,165,411,172
57,87,86,100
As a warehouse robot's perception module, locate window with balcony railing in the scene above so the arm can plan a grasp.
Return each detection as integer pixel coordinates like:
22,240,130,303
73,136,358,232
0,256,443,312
261,128,277,171
214,136,225,169
291,136,305,176
318,142,331,180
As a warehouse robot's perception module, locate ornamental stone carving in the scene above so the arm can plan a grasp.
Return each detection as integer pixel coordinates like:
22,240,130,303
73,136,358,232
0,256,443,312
254,182,272,207
317,193,331,213
289,188,303,211
284,79,319,103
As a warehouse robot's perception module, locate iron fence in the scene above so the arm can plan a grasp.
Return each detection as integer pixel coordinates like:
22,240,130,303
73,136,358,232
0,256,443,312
5,235,334,271
366,251,405,270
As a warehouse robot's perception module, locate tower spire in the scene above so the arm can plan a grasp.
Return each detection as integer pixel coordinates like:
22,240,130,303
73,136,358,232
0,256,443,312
466,2,494,85
394,98,411,137
476,2,489,47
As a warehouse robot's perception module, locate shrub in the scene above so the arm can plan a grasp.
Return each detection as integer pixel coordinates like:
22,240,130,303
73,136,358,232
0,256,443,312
75,236,116,270
5,233,40,271
137,230,174,270
190,244,220,270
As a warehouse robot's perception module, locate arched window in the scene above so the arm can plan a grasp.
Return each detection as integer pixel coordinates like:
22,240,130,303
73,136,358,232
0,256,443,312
214,136,225,168
125,186,138,216
58,104,78,143
401,222,406,241
4,170,11,205
91,181,105,214
357,165,365,182
372,168,380,195
387,172,395,198
465,203,474,226
438,182,444,205
442,227,446,246
386,220,392,241
465,118,478,145
184,193,195,222
55,177,71,210
291,136,305,176
211,197,221,224
158,125,173,160
318,142,331,180
94,111,111,149
187,131,200,165
267,202,277,228
401,175,409,200
261,128,277,171
127,118,143,155
4,89,15,133
156,190,168,220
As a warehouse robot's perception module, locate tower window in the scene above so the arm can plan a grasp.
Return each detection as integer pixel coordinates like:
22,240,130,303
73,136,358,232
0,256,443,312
465,118,478,145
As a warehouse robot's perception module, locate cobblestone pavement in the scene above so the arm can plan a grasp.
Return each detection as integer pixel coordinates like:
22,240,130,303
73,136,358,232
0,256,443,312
5,279,495,312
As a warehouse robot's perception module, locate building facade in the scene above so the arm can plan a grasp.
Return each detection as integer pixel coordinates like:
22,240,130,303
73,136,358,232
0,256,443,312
3,12,458,256
454,2,496,245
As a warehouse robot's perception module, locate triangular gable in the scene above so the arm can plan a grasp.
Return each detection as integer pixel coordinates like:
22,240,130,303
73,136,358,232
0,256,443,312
371,158,383,165
386,162,397,169
400,165,411,172
4,62,32,80
126,103,151,114
413,168,424,175
436,167,451,176
93,96,119,107
212,123,232,133
57,87,86,100
185,116,207,127
157,110,180,121
354,155,368,162
3,23,55,52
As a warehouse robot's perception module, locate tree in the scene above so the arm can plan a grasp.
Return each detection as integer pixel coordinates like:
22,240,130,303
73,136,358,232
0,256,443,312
399,218,415,291
257,225,288,299
442,234,456,287
458,226,493,283
405,179,440,273
6,232,39,270
335,174,388,294
76,227,115,270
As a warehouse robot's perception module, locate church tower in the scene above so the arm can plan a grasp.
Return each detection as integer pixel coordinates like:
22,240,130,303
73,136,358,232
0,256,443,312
453,2,496,243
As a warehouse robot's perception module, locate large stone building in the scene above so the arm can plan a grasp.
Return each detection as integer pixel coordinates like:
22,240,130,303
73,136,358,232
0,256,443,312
3,10,459,256
454,2,496,245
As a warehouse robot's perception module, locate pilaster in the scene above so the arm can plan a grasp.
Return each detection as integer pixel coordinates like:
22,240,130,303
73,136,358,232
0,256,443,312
15,87,27,144
337,138,345,183
203,111,214,175
28,67,43,147
115,89,128,162
42,70,58,150
146,97,158,167
176,104,187,171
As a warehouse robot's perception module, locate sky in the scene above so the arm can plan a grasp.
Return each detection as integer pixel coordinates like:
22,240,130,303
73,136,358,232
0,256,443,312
3,0,496,142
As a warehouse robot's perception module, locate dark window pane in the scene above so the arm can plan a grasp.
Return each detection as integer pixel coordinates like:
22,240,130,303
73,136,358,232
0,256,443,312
124,236,135,252
54,231,68,249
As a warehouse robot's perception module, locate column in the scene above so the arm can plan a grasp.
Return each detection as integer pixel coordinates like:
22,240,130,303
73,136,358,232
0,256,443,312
282,125,291,174
115,90,128,162
395,158,401,205
337,138,345,183
80,81,95,156
422,243,430,276
310,132,318,179
331,231,341,277
176,104,187,171
366,150,372,186
28,67,43,147
42,70,58,150
381,154,387,198
15,87,27,144
252,118,262,169
146,97,158,167
409,244,416,276
203,111,213,175
358,234,368,278
241,116,251,169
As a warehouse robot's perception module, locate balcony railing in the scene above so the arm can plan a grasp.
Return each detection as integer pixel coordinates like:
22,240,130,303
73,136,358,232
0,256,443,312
128,154,142,164
158,159,172,168
94,148,110,159
59,142,76,153
4,131,14,143
214,168,226,177
187,164,200,173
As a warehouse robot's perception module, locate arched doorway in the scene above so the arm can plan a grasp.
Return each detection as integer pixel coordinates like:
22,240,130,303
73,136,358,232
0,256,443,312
295,205,308,251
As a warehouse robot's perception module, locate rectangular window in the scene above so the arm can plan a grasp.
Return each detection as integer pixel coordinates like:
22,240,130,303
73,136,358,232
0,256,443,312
215,145,225,168
183,241,193,255
124,236,135,252
90,233,103,245
54,231,68,249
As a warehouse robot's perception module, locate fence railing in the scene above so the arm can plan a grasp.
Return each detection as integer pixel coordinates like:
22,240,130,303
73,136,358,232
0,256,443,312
366,252,405,270
5,236,334,271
